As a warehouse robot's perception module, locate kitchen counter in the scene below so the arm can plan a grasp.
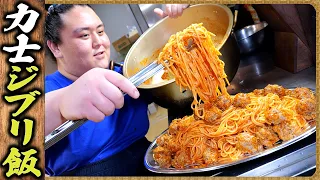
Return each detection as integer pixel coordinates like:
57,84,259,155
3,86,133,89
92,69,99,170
227,50,316,94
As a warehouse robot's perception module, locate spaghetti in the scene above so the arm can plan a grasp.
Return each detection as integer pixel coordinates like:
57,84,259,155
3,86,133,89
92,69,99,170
153,23,316,169
157,23,229,118
153,85,315,169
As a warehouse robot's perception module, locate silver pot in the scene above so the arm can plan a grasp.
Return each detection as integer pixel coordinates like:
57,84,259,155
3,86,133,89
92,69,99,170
234,21,268,54
123,4,240,109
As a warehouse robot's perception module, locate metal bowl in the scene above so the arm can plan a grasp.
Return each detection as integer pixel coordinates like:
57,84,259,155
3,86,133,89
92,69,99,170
234,21,268,54
123,4,240,109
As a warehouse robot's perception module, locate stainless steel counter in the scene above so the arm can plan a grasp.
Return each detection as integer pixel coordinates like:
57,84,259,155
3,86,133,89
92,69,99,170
227,50,316,95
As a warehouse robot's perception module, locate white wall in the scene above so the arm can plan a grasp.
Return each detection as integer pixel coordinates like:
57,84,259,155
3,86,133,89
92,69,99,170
91,4,142,62
45,47,58,75
45,4,141,75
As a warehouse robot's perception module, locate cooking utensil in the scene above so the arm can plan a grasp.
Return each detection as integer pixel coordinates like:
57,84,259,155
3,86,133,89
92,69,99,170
232,5,268,54
234,21,268,54
231,4,240,33
123,4,240,109
45,60,168,150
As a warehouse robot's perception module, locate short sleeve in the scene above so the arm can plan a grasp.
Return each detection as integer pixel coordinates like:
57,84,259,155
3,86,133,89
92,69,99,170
113,65,123,75
45,80,60,94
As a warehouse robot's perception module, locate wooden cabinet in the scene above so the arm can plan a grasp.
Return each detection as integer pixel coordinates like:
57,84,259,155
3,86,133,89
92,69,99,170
253,4,315,73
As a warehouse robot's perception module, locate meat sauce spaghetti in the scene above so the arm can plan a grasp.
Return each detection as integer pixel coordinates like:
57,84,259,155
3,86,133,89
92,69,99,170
158,23,229,118
153,24,316,169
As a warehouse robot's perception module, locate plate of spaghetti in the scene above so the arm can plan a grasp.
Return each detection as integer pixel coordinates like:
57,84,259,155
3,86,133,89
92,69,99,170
144,23,316,174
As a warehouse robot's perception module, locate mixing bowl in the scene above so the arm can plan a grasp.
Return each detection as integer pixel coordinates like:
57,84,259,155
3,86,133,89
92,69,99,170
123,4,240,109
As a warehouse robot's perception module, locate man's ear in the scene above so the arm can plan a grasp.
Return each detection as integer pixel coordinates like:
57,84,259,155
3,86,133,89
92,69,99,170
46,40,63,59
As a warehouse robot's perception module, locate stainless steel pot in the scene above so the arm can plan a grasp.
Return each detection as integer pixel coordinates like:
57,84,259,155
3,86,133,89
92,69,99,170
234,21,268,54
123,4,240,109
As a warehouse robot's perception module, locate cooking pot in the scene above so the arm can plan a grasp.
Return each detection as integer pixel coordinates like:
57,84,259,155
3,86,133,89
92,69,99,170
235,21,268,54
123,4,240,109
233,5,268,54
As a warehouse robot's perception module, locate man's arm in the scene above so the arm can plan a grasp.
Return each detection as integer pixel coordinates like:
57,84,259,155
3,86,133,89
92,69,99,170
45,87,67,136
44,68,140,136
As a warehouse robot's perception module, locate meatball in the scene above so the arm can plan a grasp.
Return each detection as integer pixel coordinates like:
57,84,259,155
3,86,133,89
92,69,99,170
233,93,251,108
296,98,316,121
169,116,194,135
157,134,169,147
253,89,265,96
264,84,286,97
272,120,304,141
172,150,192,169
202,147,219,165
204,105,222,124
236,132,262,154
203,102,212,110
168,119,180,135
215,94,232,110
291,87,315,100
153,146,172,168
285,89,293,96
255,126,280,148
265,108,288,125
156,134,179,152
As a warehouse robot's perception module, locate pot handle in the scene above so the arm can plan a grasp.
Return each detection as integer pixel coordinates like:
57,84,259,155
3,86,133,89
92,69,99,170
244,4,261,24
232,4,240,31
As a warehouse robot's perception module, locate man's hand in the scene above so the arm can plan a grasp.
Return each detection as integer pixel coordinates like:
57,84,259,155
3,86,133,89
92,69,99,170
154,4,189,18
58,68,139,122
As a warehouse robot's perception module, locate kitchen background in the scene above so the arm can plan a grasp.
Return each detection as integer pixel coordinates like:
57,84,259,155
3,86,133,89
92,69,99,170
45,4,316,75
44,4,316,176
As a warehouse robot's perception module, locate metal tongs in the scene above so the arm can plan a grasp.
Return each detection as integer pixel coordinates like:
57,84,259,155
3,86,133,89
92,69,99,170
45,60,168,150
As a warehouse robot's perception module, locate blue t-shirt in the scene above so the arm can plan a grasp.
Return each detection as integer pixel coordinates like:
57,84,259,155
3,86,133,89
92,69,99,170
45,68,149,176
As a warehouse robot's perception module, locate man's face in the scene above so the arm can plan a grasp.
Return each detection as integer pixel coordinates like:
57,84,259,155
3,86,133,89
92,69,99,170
58,6,111,76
